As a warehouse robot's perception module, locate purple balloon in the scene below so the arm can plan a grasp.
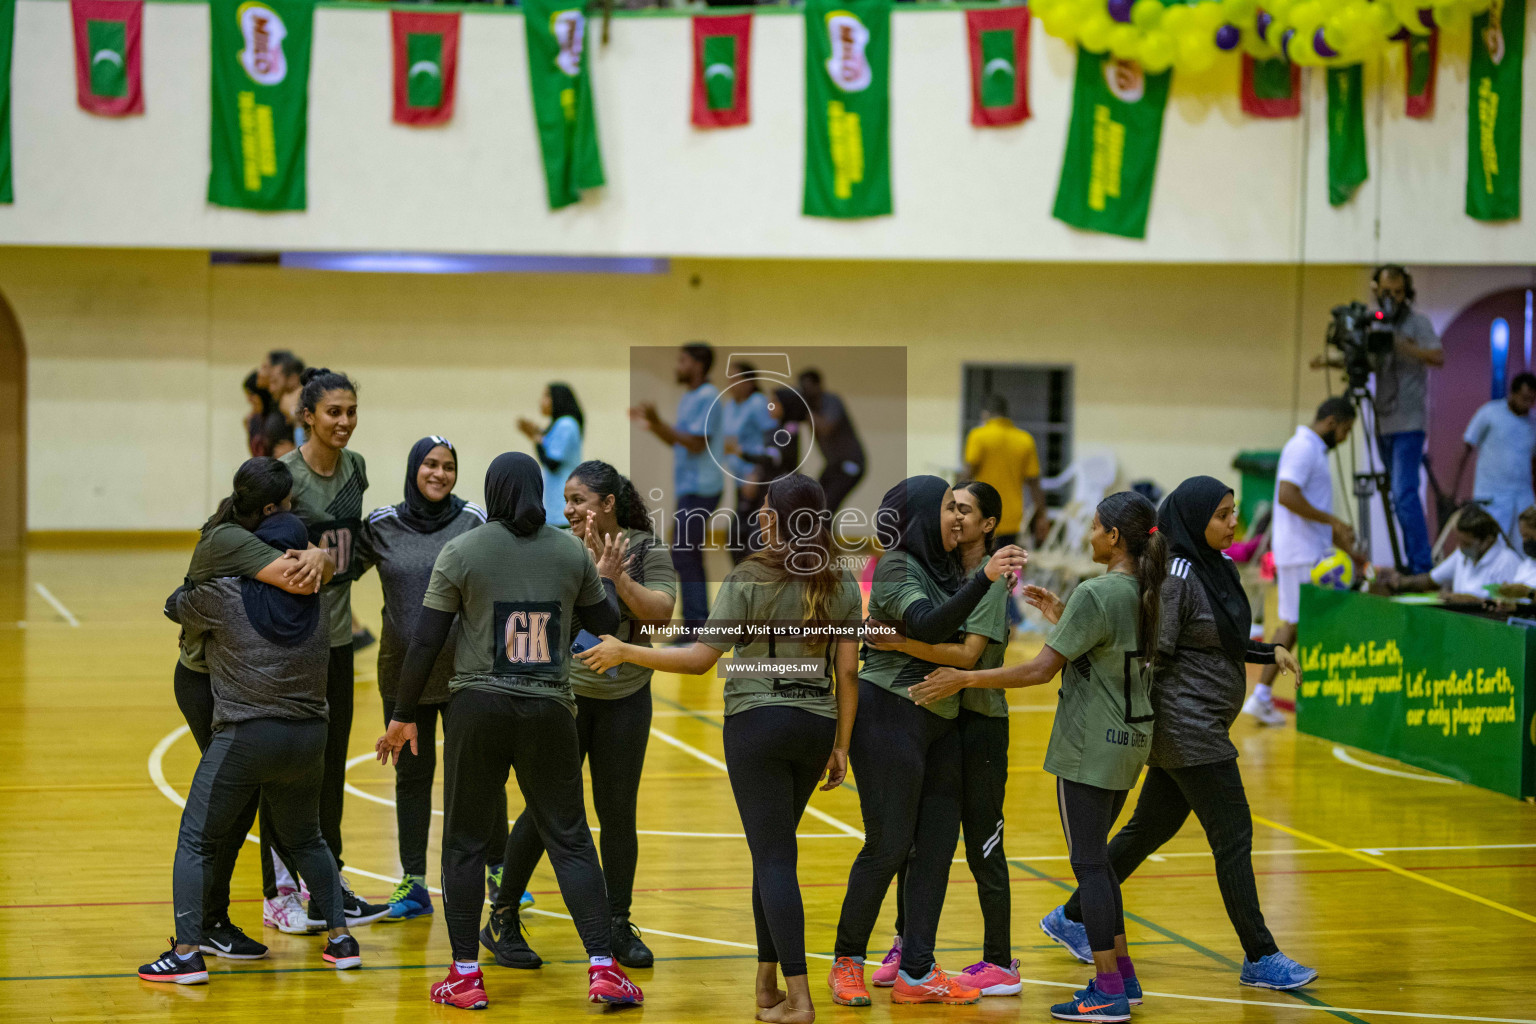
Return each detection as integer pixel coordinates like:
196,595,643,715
1390,26,1411,41
1108,0,1134,23
1216,23,1241,50
1417,7,1437,29
1255,10,1273,37
1279,27,1295,54
1313,26,1337,58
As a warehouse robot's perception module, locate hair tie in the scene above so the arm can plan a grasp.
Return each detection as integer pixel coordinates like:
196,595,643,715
1148,526,1159,535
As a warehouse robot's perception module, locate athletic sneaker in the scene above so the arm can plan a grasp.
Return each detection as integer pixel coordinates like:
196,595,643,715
1040,906,1093,964
871,936,901,987
479,905,542,969
1240,951,1318,990
610,916,654,969
264,890,313,934
1125,974,1144,1005
960,958,1022,996
308,878,391,929
138,942,209,985
588,963,644,1005
827,956,871,1006
351,627,376,652
1050,979,1131,1022
321,934,361,970
486,864,503,905
431,964,489,1010
199,918,269,960
891,966,982,1005
385,877,433,920
520,890,535,909
1243,692,1287,727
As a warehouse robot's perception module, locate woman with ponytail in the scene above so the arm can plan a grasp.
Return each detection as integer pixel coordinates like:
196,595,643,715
576,473,863,1024
486,460,677,970
913,490,1164,1023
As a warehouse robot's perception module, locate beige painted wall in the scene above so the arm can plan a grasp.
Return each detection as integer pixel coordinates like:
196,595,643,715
0,247,1366,531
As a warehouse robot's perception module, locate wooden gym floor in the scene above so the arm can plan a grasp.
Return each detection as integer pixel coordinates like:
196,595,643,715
1,542,1533,1024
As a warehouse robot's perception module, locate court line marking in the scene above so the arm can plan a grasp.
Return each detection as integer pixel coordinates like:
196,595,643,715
1253,815,1536,926
32,583,79,627
1331,745,1460,784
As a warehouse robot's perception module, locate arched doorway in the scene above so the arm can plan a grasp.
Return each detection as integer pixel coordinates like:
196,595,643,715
0,291,23,550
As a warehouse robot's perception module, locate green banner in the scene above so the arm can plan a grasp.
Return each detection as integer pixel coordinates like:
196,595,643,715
208,0,312,212
1468,0,1524,221
406,32,444,110
87,20,128,98
523,0,605,211
803,0,892,219
1051,49,1171,240
0,0,11,205
703,34,737,111
1297,587,1536,799
1326,64,1367,207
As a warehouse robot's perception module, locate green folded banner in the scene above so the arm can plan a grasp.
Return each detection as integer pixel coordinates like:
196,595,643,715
208,0,313,212
1052,49,1171,240
523,0,605,210
1468,0,1524,222
803,0,892,219
1326,64,1367,207
0,0,12,204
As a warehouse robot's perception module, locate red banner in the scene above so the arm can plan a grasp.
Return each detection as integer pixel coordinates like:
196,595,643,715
1405,29,1436,118
71,0,143,117
1240,54,1300,118
966,6,1030,127
691,14,751,129
392,10,459,127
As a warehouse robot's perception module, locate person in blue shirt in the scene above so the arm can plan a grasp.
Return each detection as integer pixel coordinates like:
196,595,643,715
632,343,723,641
519,383,585,527
1457,373,1536,542
721,363,778,563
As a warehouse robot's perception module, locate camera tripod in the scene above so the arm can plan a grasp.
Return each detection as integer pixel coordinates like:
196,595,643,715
1341,385,1408,575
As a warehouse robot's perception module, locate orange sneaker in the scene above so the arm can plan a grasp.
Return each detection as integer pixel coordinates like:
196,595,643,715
827,956,871,1006
890,966,982,1005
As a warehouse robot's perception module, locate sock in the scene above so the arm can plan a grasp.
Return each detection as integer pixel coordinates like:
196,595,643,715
897,967,934,986
590,955,615,968
1255,682,1273,702
175,948,198,962
1117,956,1136,980
328,935,348,946
455,960,479,974
1095,970,1125,996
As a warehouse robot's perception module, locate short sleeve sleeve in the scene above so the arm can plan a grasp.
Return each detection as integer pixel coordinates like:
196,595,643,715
544,417,580,461
701,573,751,652
962,580,1009,644
1429,552,1459,587
188,525,282,584
834,572,865,630
1275,437,1306,488
1408,314,1441,350
423,544,465,613
1046,586,1108,662
640,541,679,601
1464,405,1492,447
353,516,384,578
870,554,935,622
1020,432,1041,478
678,389,712,436
963,427,983,467
352,451,369,494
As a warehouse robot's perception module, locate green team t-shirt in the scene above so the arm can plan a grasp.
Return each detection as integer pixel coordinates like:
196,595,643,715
281,447,368,648
959,578,1011,718
702,561,862,720
1042,571,1154,791
176,523,283,672
424,522,607,713
571,528,679,701
861,551,966,720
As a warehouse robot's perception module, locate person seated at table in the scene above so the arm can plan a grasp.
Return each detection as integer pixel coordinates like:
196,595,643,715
1375,504,1523,603
1489,505,1536,602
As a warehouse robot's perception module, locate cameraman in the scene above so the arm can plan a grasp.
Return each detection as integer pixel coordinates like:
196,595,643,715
1312,265,1442,573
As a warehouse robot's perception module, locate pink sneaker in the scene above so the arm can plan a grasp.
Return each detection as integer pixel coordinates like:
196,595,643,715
960,958,1022,996
871,936,902,987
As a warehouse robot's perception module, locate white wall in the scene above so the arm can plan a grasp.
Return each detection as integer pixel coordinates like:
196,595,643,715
1,1,1531,263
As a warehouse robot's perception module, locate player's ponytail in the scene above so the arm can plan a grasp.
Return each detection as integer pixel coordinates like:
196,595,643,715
1096,490,1166,661
203,457,293,535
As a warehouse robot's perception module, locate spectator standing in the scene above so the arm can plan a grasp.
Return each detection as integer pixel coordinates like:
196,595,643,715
721,364,776,562
519,383,585,527
799,369,866,514
1457,374,1536,542
964,395,1049,547
265,350,308,447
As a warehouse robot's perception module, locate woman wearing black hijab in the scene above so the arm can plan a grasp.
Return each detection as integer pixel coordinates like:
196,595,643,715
354,437,513,921
376,452,643,1011
1036,476,1318,992
827,476,1026,1008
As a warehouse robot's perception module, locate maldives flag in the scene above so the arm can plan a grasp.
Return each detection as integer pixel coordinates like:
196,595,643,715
1405,29,1436,118
692,14,751,128
393,10,458,126
1240,54,1299,118
71,0,143,116
967,6,1029,127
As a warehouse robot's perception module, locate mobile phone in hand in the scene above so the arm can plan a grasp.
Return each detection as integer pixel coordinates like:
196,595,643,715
571,629,619,679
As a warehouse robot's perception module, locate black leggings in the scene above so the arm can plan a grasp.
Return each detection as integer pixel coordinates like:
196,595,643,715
834,680,962,977
1057,776,1128,954
496,684,652,918
895,708,1011,965
1063,760,1279,962
382,698,509,879
723,705,836,979
441,688,610,962
319,645,354,871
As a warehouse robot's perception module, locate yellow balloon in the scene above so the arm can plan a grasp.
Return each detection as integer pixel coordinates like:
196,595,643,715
1080,12,1116,51
1290,1,1325,32
1141,30,1177,70
1161,4,1193,32
1109,24,1141,58
1131,0,1167,29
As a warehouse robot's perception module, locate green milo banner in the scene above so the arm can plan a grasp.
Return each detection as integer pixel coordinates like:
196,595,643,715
1297,587,1536,799
523,0,605,211
803,0,892,219
1467,0,1524,221
1326,63,1368,207
208,0,313,212
0,0,13,205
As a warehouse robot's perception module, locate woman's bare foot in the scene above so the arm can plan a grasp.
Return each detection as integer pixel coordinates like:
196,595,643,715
758,1001,814,1024
755,962,785,1015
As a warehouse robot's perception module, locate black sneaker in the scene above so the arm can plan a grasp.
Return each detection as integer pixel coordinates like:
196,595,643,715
611,916,654,969
351,628,376,652
322,933,362,970
479,905,542,969
138,940,209,985
199,918,269,960
308,878,392,929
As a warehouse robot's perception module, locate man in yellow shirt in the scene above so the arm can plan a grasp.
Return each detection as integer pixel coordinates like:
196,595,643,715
964,396,1049,546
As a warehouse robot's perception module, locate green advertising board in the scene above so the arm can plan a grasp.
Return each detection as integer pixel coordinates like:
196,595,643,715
1297,586,1536,798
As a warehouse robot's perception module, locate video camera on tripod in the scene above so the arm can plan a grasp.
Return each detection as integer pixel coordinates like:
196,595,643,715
1325,301,1398,390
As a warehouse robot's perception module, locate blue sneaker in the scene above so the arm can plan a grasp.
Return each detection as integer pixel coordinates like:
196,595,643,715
1050,979,1131,1022
520,890,535,909
1124,974,1143,1005
1240,951,1318,991
1040,906,1093,964
384,876,433,920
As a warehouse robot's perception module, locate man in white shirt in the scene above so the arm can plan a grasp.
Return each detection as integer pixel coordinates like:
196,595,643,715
1382,503,1522,600
1458,373,1536,542
1251,397,1359,725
